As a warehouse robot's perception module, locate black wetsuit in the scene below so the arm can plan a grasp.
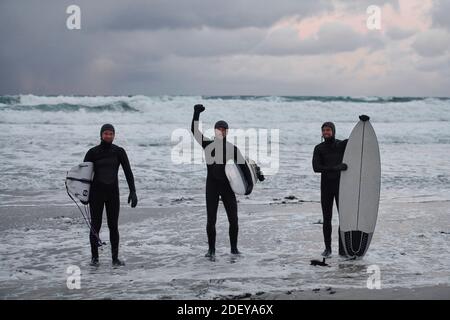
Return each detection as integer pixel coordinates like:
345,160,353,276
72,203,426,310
83,141,136,260
312,137,348,254
191,112,251,253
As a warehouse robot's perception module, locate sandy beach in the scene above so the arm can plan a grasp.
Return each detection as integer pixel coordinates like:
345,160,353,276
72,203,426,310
1,200,448,300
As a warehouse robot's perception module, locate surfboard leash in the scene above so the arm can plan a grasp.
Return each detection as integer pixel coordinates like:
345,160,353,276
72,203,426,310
65,180,106,247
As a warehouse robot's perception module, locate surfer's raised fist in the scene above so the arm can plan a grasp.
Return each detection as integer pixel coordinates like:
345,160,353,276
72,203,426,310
359,114,370,122
194,104,205,113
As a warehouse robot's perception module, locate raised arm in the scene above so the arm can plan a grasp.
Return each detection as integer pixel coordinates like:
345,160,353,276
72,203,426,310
191,104,212,149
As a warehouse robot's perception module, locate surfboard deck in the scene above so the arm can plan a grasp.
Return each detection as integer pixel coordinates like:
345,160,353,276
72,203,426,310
339,120,380,257
66,162,94,204
225,158,258,195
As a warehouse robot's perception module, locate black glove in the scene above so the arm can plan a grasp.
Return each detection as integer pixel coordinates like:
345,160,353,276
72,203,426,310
255,165,265,182
359,114,370,122
194,104,205,113
334,163,348,171
128,191,138,208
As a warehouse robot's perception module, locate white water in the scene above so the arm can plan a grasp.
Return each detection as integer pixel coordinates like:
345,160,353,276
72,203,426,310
1,94,449,207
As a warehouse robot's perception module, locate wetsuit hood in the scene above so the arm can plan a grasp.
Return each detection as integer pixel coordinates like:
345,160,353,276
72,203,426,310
214,120,229,130
100,123,115,136
214,120,228,140
321,121,336,142
100,123,115,146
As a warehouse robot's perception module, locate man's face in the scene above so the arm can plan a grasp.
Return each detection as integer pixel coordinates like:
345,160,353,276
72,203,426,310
101,130,115,143
322,126,333,139
215,127,228,139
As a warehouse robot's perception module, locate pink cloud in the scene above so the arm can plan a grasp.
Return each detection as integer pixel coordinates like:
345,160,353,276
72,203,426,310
270,0,433,41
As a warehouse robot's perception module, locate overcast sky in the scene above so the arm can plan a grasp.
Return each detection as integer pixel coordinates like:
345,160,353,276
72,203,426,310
0,0,449,96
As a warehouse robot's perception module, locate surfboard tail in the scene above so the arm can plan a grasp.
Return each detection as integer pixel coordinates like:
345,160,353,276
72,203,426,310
340,230,373,257
225,158,259,195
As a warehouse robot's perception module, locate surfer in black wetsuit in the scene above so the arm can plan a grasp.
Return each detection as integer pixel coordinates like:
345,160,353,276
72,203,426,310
312,115,370,258
191,104,252,259
83,124,138,266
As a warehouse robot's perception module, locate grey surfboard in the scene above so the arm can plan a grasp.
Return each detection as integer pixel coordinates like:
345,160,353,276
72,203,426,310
66,162,94,205
339,120,380,257
225,158,258,195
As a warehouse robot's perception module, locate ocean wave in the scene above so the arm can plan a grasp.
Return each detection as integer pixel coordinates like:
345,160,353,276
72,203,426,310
0,101,138,112
1,94,449,126
0,95,21,105
0,94,204,113
17,94,138,106
203,95,450,103
1,94,449,112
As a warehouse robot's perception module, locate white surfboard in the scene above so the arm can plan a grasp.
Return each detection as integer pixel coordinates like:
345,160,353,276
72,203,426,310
225,158,258,195
65,162,94,204
339,120,380,257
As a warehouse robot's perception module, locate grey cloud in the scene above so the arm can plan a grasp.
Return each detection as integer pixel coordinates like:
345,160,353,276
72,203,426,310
386,26,416,40
76,0,333,31
108,28,266,59
334,0,399,13
412,29,450,57
0,2,96,94
0,0,449,96
121,21,385,59
432,0,450,31
254,22,384,56
133,54,450,97
416,55,450,73
0,0,332,94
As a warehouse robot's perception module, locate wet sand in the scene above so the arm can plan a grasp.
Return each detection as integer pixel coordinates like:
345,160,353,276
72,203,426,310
0,200,449,299
242,285,450,300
